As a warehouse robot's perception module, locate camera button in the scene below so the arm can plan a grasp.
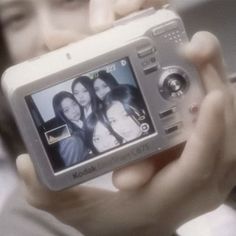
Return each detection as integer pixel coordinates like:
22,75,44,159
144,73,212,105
189,104,200,114
165,122,182,134
140,123,150,133
138,47,156,58
143,65,158,75
159,107,176,119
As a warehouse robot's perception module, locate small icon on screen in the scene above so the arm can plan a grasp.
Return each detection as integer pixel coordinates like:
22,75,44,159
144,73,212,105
121,60,127,66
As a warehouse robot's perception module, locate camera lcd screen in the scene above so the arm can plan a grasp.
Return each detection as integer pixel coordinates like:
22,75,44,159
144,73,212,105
25,58,155,172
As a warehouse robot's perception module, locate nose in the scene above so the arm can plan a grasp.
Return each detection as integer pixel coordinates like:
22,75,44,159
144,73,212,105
38,15,80,51
77,93,83,100
72,107,79,115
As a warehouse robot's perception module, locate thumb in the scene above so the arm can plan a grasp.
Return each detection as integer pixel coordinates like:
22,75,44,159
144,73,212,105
148,90,225,198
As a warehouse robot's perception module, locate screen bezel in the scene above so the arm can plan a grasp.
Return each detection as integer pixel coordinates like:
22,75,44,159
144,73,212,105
25,57,155,173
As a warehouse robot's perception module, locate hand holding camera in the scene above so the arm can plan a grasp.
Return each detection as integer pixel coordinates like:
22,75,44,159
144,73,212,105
16,31,236,236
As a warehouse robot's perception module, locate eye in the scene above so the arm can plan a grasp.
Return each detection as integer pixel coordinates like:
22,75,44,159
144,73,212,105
73,91,79,96
93,136,100,143
102,84,108,89
108,118,116,125
63,108,69,114
72,101,78,107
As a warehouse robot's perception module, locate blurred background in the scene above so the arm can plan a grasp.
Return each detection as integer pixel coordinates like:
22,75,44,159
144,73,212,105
0,0,236,235
172,0,236,80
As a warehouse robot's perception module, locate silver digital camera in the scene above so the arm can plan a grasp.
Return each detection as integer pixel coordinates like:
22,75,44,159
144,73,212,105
2,8,204,190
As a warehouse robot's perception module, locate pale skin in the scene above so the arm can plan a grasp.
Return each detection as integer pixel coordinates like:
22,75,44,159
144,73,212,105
1,0,236,236
61,97,82,122
92,121,120,152
73,82,92,112
93,78,111,100
106,101,142,142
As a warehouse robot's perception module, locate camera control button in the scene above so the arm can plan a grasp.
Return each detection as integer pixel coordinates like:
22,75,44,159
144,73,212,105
140,123,150,133
159,107,176,119
165,122,182,134
189,104,200,114
159,67,189,99
143,65,158,75
138,47,156,58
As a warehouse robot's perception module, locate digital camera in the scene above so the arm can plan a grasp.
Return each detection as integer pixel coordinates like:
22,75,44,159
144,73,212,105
1,8,204,190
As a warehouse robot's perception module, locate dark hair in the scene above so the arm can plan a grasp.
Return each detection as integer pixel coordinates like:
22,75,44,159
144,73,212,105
104,85,147,126
52,91,84,132
0,92,26,158
0,24,25,158
85,109,122,154
0,22,11,69
94,70,119,89
71,76,99,113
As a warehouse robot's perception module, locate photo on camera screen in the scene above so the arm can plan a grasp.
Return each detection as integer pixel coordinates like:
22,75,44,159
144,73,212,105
25,58,155,172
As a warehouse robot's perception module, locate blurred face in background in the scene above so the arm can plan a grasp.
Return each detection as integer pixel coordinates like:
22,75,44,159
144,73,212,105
0,0,92,63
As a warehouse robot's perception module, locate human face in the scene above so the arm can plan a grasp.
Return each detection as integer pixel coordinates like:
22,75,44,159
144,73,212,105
106,101,142,142
73,82,91,108
92,121,119,153
61,97,81,122
0,0,92,63
93,78,111,100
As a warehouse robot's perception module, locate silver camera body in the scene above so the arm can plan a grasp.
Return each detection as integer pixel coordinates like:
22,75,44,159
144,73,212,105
2,9,204,190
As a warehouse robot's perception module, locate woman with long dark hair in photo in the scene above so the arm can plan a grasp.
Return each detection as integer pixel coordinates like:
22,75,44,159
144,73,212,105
104,85,153,143
71,76,99,119
52,91,89,167
85,109,122,154
93,70,119,101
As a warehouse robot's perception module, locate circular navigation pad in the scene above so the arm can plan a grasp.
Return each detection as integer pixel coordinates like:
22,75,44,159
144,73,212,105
159,67,189,99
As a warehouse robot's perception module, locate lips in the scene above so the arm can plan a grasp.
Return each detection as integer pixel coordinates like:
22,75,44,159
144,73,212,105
73,115,80,121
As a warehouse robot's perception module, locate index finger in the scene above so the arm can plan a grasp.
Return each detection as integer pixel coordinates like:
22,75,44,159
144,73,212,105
181,31,227,92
